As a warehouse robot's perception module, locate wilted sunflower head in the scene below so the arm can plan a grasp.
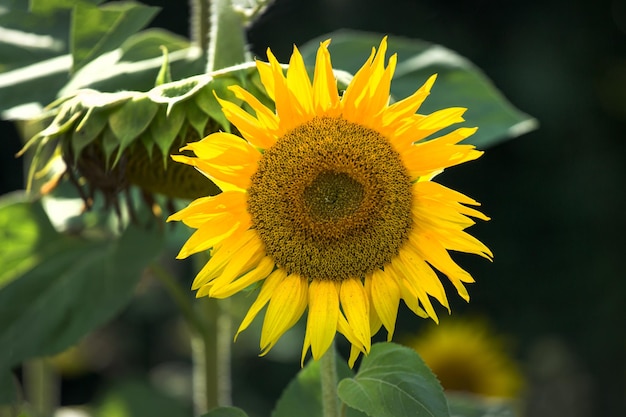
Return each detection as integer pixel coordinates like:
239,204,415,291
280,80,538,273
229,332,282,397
168,37,492,366
19,65,267,218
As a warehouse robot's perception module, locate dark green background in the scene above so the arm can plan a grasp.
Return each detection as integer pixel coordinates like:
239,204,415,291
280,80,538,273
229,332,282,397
1,1,625,416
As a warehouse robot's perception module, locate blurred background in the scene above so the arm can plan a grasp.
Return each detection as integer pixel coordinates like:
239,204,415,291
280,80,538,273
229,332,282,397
1,0,625,416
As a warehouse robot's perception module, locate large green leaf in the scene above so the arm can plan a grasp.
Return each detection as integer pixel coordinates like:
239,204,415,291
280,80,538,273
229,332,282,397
0,194,164,375
0,5,71,117
70,1,159,73
0,371,17,404
0,1,187,119
337,342,450,417
29,0,104,14
272,349,367,417
0,192,58,288
300,30,537,149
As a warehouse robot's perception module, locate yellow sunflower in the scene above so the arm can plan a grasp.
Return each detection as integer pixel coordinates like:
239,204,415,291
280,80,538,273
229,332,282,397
168,38,492,366
407,319,523,398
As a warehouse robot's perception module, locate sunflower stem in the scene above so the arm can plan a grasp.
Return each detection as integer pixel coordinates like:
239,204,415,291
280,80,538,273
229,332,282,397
22,359,58,417
320,341,340,417
189,0,210,53
150,262,205,336
150,261,231,414
191,298,218,415
206,0,249,73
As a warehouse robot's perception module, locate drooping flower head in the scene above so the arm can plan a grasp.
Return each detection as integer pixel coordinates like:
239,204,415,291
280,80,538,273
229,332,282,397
168,38,492,366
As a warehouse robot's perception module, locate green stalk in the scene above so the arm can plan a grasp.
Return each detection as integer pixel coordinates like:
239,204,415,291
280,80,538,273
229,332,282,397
320,341,340,417
151,258,232,414
189,0,210,53
191,297,219,414
22,359,57,417
206,0,249,73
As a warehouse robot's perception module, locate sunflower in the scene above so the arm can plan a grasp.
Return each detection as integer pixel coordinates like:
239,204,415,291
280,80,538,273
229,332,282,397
407,319,523,398
168,37,492,366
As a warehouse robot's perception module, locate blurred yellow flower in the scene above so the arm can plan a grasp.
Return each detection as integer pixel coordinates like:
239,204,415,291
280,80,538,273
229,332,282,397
169,38,491,366
408,319,524,398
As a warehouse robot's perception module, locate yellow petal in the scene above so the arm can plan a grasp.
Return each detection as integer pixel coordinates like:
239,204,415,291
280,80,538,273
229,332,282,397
167,190,246,227
175,133,260,189
192,229,257,290
337,312,365,353
260,274,308,355
218,98,276,149
370,268,400,340
256,57,275,101
401,128,479,177
339,278,371,353
312,40,340,114
388,259,439,323
208,256,275,298
176,212,241,259
208,234,266,288
286,45,314,116
305,279,340,360
384,74,437,127
409,232,474,301
235,269,287,339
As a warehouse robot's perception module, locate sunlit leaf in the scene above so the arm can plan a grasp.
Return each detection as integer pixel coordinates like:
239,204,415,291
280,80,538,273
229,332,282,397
0,194,164,372
70,1,159,73
337,342,449,417
0,192,57,288
120,28,189,63
29,0,104,14
300,30,537,149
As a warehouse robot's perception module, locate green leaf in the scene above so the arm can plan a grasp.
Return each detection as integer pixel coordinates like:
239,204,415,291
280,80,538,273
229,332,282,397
30,0,104,14
150,104,186,161
71,106,110,160
201,407,249,417
70,1,160,73
58,46,205,95
272,350,367,417
0,195,164,372
108,94,158,157
0,371,18,405
155,46,172,87
120,29,189,63
337,342,450,417
0,192,58,288
300,30,537,149
184,101,210,139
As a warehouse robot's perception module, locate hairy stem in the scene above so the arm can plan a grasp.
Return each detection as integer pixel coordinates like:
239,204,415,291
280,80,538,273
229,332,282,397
320,341,340,417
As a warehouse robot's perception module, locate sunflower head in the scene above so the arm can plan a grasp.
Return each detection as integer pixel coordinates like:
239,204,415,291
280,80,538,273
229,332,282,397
406,319,524,398
19,65,267,218
169,37,492,366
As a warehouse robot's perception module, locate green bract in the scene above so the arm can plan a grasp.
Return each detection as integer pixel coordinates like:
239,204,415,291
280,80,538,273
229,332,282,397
20,62,273,205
